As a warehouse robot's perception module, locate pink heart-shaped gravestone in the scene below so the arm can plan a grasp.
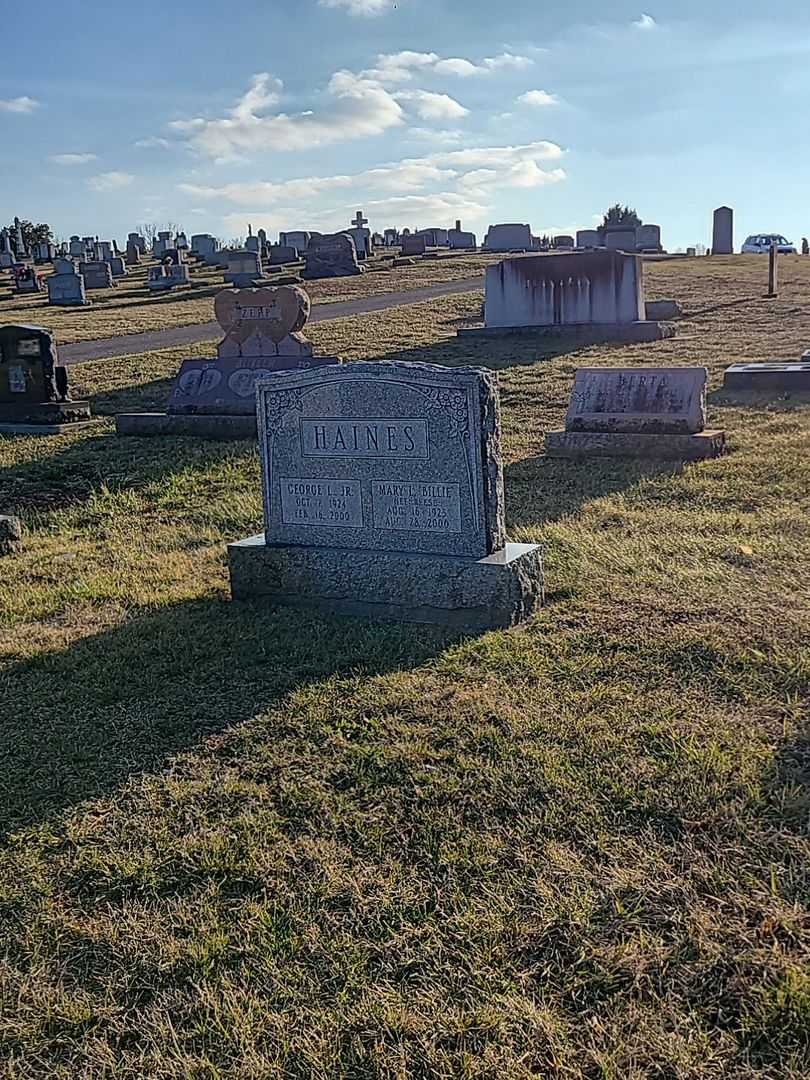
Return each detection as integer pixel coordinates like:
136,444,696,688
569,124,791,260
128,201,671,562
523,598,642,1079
215,286,310,346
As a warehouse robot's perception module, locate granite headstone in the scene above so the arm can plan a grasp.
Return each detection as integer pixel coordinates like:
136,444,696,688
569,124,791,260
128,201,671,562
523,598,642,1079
228,361,543,627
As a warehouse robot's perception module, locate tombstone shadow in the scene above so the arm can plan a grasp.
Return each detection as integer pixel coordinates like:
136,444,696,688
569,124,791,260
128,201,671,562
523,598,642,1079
0,425,255,516
0,594,460,838
372,326,638,373
503,453,683,530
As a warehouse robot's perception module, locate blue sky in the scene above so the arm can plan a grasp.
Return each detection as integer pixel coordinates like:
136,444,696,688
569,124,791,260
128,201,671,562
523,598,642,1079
3,0,810,249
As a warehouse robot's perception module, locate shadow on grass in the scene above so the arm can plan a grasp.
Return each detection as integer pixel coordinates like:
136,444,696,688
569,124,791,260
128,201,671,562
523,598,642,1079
504,454,683,529
90,375,177,415
0,595,458,838
0,428,255,515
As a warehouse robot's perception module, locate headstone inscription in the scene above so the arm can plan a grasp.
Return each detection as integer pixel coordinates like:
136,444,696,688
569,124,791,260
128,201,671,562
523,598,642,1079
116,285,340,438
0,324,97,433
303,233,362,279
462,251,673,344
227,361,544,628
545,367,725,460
712,207,733,254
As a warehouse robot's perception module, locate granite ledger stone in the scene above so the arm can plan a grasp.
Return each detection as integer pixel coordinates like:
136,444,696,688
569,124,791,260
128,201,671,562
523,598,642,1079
229,362,543,627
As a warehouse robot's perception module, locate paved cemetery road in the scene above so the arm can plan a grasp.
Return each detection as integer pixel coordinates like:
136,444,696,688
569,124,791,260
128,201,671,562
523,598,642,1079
61,277,484,365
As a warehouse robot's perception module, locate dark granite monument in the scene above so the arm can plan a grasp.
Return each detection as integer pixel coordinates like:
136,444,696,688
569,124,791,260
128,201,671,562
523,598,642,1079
228,361,544,628
116,285,339,439
303,233,362,279
0,324,98,434
545,367,725,459
723,358,810,393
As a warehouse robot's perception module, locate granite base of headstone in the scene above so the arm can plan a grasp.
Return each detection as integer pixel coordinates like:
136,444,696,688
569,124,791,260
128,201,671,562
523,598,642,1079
459,251,674,344
723,358,810,393
116,285,340,439
228,361,543,629
0,515,22,556
0,324,101,435
545,367,725,460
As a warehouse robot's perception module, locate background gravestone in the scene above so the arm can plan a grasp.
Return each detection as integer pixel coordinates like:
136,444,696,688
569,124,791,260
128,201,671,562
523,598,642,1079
228,361,544,628
303,233,362,279
712,207,734,255
116,285,339,438
0,324,97,432
546,367,725,459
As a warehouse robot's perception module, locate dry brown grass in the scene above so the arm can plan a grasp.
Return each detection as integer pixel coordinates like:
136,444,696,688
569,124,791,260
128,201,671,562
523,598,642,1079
0,254,808,1078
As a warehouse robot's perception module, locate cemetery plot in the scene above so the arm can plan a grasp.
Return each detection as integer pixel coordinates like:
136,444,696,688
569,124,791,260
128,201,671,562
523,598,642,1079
1,255,810,1076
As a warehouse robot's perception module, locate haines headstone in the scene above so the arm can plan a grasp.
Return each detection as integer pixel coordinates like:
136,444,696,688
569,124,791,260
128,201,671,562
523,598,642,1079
257,363,504,558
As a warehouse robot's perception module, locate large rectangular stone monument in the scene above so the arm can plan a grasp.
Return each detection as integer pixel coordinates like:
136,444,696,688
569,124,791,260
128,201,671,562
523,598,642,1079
303,233,362,279
80,261,115,289
47,268,88,307
224,250,264,286
483,223,533,252
117,286,339,439
723,358,810,393
545,367,725,459
0,324,98,434
712,207,734,255
228,361,543,628
461,251,672,344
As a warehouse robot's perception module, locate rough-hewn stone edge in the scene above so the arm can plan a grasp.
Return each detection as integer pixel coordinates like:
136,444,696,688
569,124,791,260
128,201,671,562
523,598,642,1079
544,430,726,460
116,413,257,439
458,321,675,343
478,369,507,553
228,536,544,629
0,515,22,556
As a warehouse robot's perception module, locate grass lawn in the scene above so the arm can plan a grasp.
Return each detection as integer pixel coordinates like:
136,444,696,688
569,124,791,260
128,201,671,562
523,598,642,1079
0,256,808,1077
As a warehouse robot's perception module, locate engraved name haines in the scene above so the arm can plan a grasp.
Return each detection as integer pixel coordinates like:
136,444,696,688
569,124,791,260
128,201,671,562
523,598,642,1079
300,418,428,459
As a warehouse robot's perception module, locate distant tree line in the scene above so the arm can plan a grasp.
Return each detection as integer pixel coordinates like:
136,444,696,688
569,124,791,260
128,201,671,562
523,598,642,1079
6,220,52,252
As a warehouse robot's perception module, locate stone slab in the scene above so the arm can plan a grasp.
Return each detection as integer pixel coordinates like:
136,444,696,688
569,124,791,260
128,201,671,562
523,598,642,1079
566,367,707,434
723,363,810,392
228,535,543,630
256,362,506,560
545,429,725,460
458,321,674,343
645,299,682,320
166,354,339,415
0,400,93,425
0,514,22,555
115,413,257,439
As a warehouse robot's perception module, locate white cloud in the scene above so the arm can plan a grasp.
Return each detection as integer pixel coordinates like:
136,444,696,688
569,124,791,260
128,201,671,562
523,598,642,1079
394,90,469,121
633,13,657,30
87,171,134,192
0,96,40,114
365,50,532,84
171,70,404,159
49,153,97,166
517,89,559,107
407,127,465,144
179,140,565,212
134,136,172,149
434,52,533,77
319,0,392,14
